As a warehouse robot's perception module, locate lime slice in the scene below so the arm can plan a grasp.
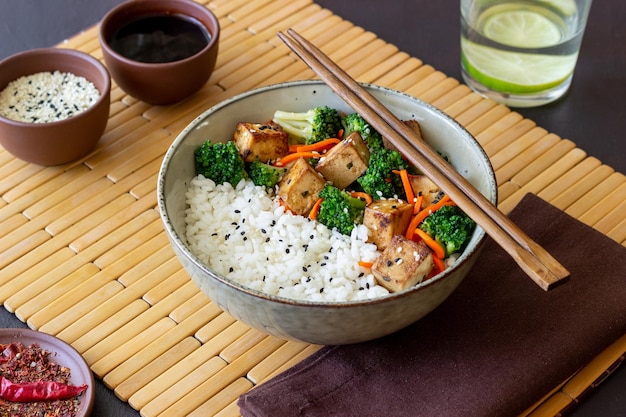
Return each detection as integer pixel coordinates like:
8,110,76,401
482,8,562,48
462,38,578,94
538,0,577,16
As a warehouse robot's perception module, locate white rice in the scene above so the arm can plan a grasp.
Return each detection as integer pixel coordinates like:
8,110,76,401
0,70,100,123
184,175,390,302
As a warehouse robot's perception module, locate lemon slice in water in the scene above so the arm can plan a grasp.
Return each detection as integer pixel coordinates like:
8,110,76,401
462,6,577,94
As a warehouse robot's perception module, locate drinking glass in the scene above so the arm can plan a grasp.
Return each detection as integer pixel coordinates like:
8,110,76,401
461,0,593,107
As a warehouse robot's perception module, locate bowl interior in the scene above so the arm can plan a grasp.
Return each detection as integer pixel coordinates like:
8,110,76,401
159,81,497,305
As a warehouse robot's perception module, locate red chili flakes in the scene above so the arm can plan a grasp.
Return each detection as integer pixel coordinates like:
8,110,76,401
1,342,83,417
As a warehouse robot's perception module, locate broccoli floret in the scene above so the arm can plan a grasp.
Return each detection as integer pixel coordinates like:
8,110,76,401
357,148,409,199
316,184,367,236
247,160,287,188
342,113,385,154
419,205,476,257
273,106,342,145
194,139,246,185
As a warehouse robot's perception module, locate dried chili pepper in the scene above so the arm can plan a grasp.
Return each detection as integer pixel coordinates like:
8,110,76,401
0,376,87,402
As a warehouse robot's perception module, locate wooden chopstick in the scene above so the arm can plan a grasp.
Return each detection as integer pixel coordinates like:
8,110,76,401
278,28,570,291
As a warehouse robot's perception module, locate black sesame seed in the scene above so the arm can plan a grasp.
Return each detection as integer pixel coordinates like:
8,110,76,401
386,260,392,267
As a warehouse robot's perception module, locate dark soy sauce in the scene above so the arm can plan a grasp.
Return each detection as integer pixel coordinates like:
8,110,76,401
109,14,211,63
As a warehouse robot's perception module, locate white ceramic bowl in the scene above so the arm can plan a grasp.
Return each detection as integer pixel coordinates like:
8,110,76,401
158,80,497,345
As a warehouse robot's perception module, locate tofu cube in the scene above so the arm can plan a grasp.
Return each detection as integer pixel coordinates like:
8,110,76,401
233,121,290,163
383,119,424,152
371,235,434,292
363,199,413,250
315,132,370,189
409,174,443,207
277,157,327,216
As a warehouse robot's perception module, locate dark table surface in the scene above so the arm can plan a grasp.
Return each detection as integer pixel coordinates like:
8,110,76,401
1,1,624,416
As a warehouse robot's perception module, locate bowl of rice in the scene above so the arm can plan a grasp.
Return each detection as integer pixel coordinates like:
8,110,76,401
158,80,497,345
0,47,110,166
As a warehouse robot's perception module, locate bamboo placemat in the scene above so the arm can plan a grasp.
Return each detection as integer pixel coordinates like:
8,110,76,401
1,0,625,416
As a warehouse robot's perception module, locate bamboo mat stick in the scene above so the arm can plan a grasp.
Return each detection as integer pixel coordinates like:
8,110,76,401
186,378,253,417
550,165,614,209
418,77,460,105
115,336,201,401
566,174,626,218
103,303,222,388
496,132,558,185
500,148,587,213
279,28,569,290
71,300,150,353
538,158,603,203
443,90,485,119
139,356,230,416
128,321,250,410
154,337,287,417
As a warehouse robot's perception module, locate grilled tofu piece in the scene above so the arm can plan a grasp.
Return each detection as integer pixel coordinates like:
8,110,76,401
363,199,413,250
277,157,327,216
371,235,434,292
383,119,424,152
315,132,370,189
409,174,443,207
233,121,290,163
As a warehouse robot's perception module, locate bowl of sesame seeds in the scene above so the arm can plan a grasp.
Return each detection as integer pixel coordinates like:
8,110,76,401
0,47,110,166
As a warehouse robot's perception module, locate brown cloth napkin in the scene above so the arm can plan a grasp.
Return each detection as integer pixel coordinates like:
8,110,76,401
238,193,626,417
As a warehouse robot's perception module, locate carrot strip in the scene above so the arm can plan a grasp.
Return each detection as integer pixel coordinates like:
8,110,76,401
393,169,415,205
273,152,321,167
413,193,424,215
431,255,446,274
337,128,344,139
358,261,373,269
295,138,341,153
309,197,323,220
405,195,454,240
414,228,446,259
350,191,373,205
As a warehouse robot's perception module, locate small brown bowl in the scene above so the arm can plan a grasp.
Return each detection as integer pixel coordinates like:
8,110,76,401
98,0,220,105
0,48,111,166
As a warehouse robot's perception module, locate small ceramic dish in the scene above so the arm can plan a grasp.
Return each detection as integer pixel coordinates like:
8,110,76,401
0,48,111,166
0,328,94,416
98,0,220,105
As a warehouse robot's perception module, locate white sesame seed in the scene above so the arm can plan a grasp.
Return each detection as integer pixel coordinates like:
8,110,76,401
0,70,100,123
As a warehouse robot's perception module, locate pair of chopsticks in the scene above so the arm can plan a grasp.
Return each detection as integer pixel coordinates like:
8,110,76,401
278,29,569,291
